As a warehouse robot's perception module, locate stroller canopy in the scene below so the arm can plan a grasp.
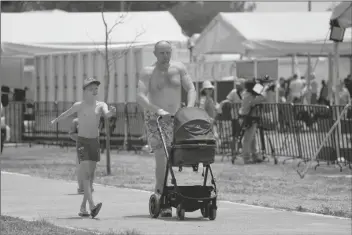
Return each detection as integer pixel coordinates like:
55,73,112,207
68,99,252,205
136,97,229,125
173,107,214,143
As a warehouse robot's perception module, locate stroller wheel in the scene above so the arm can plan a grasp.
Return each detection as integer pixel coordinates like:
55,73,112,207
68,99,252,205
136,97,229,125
208,204,217,221
176,204,185,221
149,193,161,218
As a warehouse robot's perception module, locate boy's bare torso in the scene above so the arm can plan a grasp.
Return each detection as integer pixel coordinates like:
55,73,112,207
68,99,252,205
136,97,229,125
77,101,104,138
146,62,183,115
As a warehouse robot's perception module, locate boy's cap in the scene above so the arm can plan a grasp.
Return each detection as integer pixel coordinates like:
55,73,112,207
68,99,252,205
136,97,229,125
83,77,101,89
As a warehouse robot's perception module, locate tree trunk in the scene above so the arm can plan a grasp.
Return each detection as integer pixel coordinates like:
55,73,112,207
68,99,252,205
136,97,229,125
104,30,111,175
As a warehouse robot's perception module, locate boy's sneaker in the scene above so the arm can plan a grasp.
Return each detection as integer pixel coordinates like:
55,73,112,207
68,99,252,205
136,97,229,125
78,208,90,217
160,208,172,217
90,202,103,218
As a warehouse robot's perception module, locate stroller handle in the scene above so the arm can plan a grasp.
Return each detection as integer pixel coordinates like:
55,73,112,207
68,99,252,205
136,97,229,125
157,115,174,122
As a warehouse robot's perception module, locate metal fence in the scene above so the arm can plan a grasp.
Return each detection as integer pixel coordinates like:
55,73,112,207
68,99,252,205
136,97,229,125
3,101,352,168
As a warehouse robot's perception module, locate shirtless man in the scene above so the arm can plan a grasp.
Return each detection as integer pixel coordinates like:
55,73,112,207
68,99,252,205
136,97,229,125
51,77,116,218
137,41,196,217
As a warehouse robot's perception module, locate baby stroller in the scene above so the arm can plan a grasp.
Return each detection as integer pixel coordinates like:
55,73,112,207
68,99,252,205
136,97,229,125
148,107,218,221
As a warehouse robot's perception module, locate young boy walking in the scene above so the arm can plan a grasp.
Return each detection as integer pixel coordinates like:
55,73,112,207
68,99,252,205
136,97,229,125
51,77,116,218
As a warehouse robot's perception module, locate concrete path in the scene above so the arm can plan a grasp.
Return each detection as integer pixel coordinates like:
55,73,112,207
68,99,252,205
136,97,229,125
1,172,351,235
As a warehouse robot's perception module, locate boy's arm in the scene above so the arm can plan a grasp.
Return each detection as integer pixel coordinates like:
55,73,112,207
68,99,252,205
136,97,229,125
101,103,116,118
51,102,81,125
69,119,78,141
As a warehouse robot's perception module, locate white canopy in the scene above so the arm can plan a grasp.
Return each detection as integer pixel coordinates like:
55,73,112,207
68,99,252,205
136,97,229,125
330,2,352,29
194,12,352,57
1,10,188,56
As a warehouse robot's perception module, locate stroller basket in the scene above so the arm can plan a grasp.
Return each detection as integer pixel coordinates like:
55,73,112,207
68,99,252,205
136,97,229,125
171,143,216,166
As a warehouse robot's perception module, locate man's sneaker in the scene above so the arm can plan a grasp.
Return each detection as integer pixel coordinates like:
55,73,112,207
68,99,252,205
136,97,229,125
160,208,172,217
90,202,103,218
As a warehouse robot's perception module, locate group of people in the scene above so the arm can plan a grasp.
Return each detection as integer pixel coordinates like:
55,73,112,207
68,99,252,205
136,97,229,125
49,39,351,219
51,41,197,218
277,73,351,106
197,77,273,164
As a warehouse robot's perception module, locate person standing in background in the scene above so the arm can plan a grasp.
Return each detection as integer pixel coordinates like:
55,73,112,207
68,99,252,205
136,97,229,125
198,81,221,148
318,80,329,105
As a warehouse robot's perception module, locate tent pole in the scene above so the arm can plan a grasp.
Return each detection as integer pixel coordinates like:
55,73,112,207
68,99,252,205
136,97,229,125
333,41,341,163
328,53,334,104
307,53,312,104
333,42,340,105
291,54,295,77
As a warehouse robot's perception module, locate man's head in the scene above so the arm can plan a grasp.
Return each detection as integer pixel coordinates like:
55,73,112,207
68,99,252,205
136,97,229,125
83,77,100,97
154,41,172,65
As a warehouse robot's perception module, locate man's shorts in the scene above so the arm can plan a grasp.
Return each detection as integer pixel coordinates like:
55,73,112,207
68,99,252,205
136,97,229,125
144,111,174,151
76,136,100,163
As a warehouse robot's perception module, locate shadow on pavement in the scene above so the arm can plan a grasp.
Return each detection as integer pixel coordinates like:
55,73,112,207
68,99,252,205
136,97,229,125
57,216,101,221
123,215,209,222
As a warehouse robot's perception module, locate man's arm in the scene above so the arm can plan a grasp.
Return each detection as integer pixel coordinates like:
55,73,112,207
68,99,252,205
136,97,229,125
69,119,78,141
51,102,81,124
178,62,196,107
136,67,164,113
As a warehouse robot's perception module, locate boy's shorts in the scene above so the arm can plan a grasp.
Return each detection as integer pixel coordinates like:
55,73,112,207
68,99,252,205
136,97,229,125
144,111,174,151
76,136,100,163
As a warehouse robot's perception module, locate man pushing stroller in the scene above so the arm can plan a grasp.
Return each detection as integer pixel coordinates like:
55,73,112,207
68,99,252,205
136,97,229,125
136,41,196,217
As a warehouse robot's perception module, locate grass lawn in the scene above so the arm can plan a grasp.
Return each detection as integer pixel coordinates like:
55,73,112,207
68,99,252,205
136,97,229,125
1,145,351,218
0,215,142,235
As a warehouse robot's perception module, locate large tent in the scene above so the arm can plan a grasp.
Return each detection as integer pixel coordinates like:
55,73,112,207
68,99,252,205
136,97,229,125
330,2,352,28
193,12,352,57
1,10,188,57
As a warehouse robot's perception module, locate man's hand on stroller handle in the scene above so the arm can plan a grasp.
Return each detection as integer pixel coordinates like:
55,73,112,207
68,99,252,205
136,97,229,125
157,109,174,121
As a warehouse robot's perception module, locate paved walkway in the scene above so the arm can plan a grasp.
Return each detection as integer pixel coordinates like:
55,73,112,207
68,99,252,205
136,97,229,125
1,172,351,235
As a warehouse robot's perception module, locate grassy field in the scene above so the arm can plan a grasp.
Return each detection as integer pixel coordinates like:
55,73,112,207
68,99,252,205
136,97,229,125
0,216,142,235
1,145,351,218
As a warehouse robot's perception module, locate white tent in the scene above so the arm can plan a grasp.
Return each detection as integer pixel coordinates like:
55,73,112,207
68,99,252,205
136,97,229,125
1,10,188,56
330,2,352,28
193,12,352,57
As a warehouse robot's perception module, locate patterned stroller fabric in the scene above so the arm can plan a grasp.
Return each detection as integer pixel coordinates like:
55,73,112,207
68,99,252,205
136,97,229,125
173,107,216,145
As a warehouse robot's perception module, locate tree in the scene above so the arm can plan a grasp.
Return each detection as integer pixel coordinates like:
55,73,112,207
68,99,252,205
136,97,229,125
95,3,144,175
